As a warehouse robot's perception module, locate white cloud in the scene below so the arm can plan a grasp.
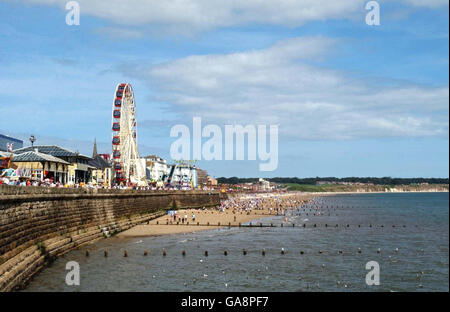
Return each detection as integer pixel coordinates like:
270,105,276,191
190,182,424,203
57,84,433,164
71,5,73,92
19,0,365,31
18,0,449,30
399,0,449,8
14,0,448,36
12,0,365,34
124,36,449,140
94,27,144,39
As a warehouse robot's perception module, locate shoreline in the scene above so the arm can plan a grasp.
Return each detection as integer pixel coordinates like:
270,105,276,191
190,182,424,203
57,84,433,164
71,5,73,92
117,210,276,238
302,190,449,195
117,193,315,238
116,190,448,238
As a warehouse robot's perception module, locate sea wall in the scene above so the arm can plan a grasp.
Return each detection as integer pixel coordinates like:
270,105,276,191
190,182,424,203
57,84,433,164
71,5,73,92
0,186,221,291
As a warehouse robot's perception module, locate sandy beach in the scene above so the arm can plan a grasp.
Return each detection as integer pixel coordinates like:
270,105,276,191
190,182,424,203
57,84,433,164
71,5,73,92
118,193,314,237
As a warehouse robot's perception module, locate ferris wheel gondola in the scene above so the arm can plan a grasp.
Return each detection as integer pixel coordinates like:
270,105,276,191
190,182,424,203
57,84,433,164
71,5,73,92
111,83,146,185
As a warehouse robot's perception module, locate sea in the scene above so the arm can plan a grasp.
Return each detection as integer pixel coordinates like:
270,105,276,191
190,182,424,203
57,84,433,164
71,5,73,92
23,192,449,292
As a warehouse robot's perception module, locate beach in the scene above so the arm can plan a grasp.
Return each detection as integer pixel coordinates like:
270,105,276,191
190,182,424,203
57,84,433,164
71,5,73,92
118,192,314,237
24,192,449,292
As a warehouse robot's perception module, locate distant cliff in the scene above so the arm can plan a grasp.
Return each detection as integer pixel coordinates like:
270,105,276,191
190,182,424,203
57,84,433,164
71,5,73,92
286,183,449,193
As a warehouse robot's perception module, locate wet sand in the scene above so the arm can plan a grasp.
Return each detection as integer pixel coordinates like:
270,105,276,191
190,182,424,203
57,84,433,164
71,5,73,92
118,193,314,237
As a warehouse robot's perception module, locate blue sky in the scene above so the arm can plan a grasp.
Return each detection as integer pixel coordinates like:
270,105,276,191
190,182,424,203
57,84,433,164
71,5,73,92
0,0,448,178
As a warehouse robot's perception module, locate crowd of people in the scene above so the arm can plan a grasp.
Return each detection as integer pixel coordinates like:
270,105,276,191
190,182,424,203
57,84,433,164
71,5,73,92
216,193,307,215
0,176,200,191
158,193,310,227
0,177,60,187
168,210,197,224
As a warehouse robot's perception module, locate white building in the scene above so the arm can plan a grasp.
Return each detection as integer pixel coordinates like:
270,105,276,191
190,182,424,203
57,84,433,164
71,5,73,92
171,165,192,185
144,155,169,182
258,178,271,191
169,164,198,188
142,155,199,188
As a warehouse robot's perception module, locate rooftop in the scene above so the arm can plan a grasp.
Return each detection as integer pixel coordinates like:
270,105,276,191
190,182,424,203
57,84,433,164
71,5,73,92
12,151,69,164
144,155,166,162
88,155,111,169
13,145,91,159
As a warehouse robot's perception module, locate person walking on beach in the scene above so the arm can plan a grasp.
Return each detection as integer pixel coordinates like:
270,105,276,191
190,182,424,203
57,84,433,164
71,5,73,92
192,213,196,222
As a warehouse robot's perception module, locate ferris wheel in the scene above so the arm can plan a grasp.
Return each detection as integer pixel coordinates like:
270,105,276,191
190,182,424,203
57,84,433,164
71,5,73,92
111,83,147,185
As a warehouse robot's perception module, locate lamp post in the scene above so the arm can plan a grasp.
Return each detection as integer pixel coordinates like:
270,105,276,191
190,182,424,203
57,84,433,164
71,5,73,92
29,135,36,147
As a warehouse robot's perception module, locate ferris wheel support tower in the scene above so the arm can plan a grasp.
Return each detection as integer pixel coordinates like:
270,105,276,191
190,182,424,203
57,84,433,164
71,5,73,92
111,83,147,186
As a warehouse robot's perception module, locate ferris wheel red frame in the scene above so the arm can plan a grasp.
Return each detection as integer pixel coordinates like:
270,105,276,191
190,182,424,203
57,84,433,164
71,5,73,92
111,83,145,185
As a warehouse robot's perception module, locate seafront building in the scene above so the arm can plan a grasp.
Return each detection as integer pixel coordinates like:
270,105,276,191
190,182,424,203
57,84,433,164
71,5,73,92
88,140,112,187
2,138,206,189
197,168,209,187
144,155,169,182
88,155,112,186
142,155,202,189
257,178,272,191
170,164,198,188
10,150,70,183
207,176,218,187
13,145,94,184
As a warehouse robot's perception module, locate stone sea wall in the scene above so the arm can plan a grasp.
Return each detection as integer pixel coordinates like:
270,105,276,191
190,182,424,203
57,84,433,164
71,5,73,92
0,186,221,291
